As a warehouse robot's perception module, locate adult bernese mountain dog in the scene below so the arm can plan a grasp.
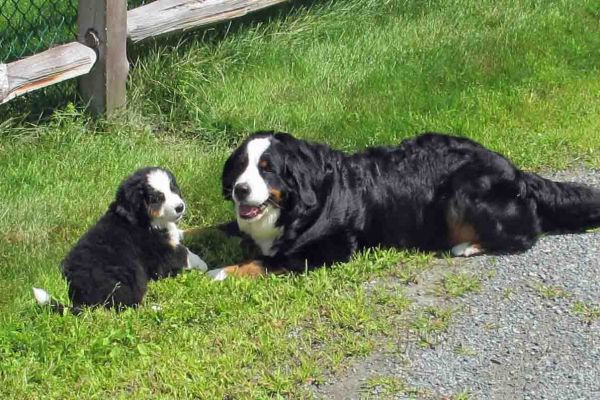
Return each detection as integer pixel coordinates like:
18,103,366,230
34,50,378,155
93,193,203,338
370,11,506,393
33,167,207,313
207,131,600,280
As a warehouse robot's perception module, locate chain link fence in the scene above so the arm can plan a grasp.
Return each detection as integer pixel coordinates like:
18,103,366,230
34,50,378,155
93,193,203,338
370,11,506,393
0,0,153,64
0,0,152,118
0,0,77,63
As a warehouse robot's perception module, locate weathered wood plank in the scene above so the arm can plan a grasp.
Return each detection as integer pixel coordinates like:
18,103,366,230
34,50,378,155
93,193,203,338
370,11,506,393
0,43,97,105
128,0,288,43
78,0,129,116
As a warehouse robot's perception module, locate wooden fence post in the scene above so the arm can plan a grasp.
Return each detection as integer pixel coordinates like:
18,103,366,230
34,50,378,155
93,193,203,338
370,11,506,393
78,0,128,116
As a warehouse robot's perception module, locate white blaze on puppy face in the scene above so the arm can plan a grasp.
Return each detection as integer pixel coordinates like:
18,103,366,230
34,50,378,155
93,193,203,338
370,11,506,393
234,137,271,205
147,170,185,245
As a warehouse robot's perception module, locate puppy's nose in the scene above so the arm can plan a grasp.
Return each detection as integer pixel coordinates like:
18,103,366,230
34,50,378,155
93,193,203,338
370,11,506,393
234,183,251,201
175,203,185,214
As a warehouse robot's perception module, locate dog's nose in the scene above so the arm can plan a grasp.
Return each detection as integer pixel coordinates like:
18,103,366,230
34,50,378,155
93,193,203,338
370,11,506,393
234,183,251,201
175,203,185,214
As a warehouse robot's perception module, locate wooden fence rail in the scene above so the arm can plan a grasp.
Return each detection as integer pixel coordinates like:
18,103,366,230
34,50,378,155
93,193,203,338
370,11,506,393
0,43,97,105
128,0,287,43
0,0,288,114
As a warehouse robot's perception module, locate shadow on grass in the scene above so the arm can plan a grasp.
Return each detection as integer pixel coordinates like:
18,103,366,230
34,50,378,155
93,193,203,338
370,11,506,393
183,222,259,268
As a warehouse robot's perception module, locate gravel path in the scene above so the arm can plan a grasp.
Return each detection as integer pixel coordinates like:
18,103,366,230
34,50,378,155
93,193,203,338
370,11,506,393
310,169,600,400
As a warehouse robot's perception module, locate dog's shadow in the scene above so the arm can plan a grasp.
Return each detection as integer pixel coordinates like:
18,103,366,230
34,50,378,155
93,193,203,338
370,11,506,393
183,222,258,269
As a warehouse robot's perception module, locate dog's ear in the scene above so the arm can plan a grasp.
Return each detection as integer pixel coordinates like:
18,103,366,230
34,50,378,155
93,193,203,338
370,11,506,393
272,132,296,143
115,204,137,225
278,143,321,209
284,158,318,208
113,177,146,225
271,133,325,209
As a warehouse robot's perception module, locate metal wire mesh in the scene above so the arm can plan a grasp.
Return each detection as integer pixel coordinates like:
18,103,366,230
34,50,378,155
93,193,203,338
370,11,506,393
0,0,78,63
0,0,155,63
0,0,155,117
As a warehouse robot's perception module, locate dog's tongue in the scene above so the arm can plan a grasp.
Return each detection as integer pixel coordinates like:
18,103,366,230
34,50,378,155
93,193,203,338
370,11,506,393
239,204,261,218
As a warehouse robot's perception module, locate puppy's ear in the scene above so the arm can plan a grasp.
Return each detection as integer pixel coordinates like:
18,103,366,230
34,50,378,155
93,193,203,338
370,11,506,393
113,180,145,225
115,203,138,225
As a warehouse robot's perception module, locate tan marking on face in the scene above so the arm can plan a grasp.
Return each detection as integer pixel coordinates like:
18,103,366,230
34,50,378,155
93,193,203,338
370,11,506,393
220,260,288,278
269,188,282,204
147,204,161,219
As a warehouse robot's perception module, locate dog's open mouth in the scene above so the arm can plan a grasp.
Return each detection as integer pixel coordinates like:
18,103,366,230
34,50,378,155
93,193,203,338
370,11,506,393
238,203,267,220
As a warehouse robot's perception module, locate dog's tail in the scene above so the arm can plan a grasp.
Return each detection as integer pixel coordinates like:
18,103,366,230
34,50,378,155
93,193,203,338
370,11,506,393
32,287,80,315
523,172,600,233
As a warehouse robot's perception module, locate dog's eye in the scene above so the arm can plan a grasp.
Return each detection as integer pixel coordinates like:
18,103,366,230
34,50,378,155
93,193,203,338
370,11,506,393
259,159,272,172
148,193,163,204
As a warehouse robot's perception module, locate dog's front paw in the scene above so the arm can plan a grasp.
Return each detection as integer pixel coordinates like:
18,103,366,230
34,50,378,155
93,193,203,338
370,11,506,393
207,267,229,281
186,249,208,272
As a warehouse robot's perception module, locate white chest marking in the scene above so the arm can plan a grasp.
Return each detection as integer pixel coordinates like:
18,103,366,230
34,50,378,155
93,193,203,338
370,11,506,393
237,205,282,256
151,221,181,247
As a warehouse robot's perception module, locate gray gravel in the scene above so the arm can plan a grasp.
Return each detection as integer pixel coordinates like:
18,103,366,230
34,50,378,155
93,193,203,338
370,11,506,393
310,169,600,400
401,231,600,400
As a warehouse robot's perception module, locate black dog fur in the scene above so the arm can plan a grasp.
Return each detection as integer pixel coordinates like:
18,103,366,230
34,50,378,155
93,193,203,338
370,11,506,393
34,167,198,313
222,131,600,273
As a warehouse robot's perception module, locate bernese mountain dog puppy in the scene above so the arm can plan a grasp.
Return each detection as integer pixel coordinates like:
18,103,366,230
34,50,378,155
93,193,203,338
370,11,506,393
207,131,600,280
33,167,207,313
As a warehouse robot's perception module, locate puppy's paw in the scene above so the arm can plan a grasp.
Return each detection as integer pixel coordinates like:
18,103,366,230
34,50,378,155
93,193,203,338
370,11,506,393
186,249,208,272
207,268,229,281
451,242,483,257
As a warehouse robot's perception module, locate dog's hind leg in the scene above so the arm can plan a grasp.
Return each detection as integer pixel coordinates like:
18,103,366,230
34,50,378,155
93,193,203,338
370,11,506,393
445,174,541,255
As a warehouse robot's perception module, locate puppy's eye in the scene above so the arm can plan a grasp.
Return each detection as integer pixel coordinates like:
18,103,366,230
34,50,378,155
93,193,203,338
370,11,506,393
149,193,163,204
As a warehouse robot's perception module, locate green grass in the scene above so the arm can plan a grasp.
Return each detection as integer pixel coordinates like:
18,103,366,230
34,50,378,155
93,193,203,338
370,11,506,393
1,0,600,397
452,390,472,400
361,375,423,399
410,306,454,348
572,301,600,324
440,272,482,298
533,283,572,300
454,344,477,357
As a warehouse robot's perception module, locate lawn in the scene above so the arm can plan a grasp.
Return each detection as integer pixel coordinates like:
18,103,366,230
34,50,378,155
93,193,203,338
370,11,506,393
1,0,599,397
